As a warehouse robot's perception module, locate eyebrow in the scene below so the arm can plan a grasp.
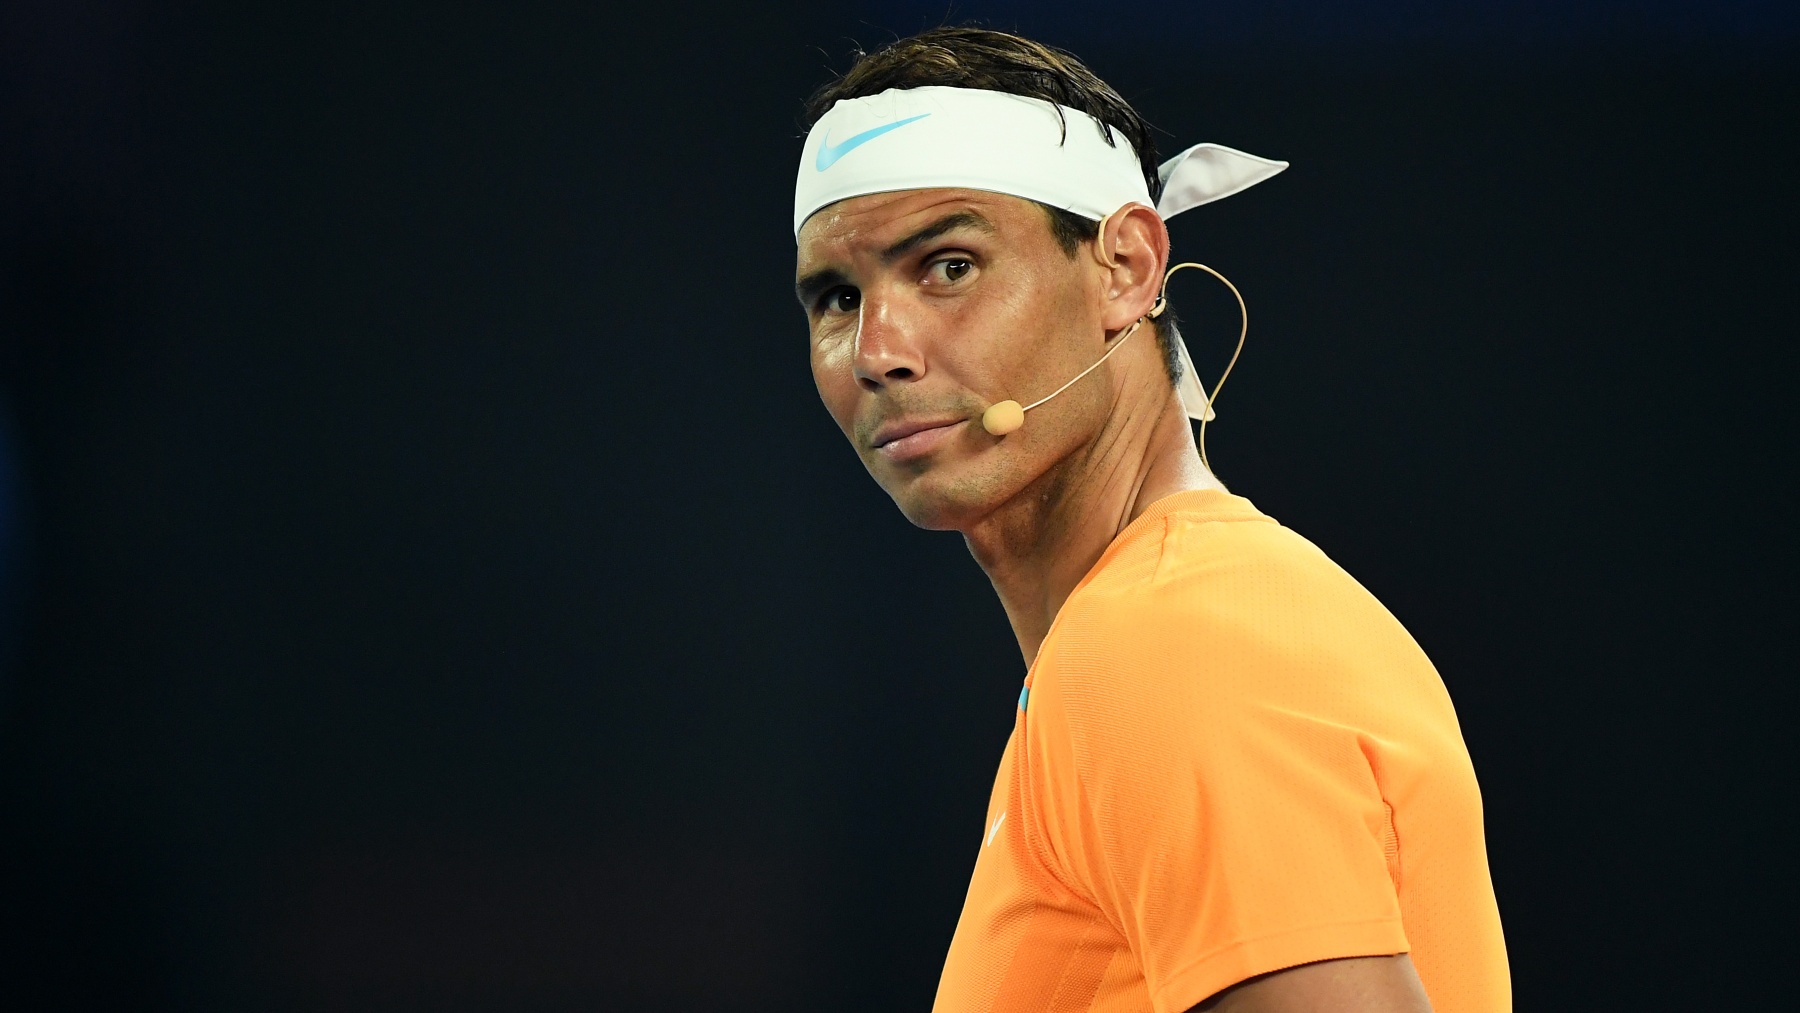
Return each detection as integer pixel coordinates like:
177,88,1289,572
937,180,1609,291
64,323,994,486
794,210,997,309
880,210,994,261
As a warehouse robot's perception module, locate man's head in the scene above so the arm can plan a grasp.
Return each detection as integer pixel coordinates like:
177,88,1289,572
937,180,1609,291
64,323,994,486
802,28,1185,384
791,28,1283,531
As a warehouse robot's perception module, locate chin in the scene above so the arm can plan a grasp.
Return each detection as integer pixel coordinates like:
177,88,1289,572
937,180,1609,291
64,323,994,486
880,464,1015,532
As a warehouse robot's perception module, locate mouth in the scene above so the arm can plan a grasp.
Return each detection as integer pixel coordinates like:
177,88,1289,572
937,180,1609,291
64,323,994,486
871,416,968,462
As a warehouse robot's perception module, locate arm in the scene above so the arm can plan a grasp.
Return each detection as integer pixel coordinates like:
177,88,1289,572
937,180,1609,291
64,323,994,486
1191,954,1433,1013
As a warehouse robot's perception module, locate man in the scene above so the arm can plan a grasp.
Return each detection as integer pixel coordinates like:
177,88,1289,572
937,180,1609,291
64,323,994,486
792,28,1509,1013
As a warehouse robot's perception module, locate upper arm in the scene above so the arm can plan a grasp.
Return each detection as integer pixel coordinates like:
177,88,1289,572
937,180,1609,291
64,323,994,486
1190,954,1434,1013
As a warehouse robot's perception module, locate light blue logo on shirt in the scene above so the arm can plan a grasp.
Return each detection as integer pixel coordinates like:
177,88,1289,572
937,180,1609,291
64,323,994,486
815,113,931,171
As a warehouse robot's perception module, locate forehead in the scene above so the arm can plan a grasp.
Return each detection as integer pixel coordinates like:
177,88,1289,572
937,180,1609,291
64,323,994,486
795,188,1046,270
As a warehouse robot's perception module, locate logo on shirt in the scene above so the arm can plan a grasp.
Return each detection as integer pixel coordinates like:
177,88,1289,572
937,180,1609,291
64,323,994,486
985,811,1006,847
815,113,931,171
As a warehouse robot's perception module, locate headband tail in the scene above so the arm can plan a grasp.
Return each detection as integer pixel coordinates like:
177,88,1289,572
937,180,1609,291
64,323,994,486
1174,335,1217,422
1156,143,1290,219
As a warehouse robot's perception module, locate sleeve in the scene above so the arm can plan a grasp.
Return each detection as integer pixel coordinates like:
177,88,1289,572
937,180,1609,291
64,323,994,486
1026,605,1411,1013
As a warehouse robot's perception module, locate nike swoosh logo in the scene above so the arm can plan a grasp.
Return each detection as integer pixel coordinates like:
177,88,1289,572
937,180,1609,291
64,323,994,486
815,113,930,171
985,811,1006,847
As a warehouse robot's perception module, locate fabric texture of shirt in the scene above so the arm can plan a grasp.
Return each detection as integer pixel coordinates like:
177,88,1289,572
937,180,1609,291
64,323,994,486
932,489,1509,1013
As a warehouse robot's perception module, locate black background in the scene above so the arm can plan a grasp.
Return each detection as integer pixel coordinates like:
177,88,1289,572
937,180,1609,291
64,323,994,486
1,2,1793,1010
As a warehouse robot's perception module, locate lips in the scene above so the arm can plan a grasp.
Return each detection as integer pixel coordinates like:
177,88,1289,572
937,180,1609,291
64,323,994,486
871,416,967,462
872,416,966,449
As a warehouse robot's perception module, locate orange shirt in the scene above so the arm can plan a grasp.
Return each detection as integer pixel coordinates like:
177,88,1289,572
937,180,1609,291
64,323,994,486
933,490,1509,1013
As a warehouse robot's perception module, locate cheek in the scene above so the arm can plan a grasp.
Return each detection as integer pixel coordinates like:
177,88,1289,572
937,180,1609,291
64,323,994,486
809,334,858,432
980,288,1077,386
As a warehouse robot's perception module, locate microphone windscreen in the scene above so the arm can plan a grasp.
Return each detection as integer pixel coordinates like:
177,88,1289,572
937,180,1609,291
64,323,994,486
982,400,1025,436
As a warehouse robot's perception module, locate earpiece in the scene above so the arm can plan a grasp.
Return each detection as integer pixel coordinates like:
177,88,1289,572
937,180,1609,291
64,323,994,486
1091,210,1118,268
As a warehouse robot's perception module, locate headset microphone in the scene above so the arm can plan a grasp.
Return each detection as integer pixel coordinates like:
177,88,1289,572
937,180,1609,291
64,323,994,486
979,308,1158,436
979,260,1247,475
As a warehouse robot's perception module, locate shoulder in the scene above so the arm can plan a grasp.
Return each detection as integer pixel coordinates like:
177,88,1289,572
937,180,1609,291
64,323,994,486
1033,499,1450,745
1047,505,1380,686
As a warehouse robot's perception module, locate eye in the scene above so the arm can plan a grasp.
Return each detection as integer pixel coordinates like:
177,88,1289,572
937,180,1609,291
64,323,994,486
926,257,974,285
819,287,861,314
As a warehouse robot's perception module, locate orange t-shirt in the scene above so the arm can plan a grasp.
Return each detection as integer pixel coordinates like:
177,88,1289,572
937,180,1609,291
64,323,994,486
933,490,1509,1013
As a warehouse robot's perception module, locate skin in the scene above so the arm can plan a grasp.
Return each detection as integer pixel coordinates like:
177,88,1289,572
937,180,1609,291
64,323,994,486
797,189,1216,660
796,188,1433,1011
1193,954,1434,1013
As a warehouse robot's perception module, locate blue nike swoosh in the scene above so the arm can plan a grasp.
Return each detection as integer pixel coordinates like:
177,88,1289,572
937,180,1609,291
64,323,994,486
815,113,931,171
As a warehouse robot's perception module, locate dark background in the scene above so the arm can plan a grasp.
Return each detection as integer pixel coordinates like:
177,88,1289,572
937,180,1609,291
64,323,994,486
1,2,1793,1010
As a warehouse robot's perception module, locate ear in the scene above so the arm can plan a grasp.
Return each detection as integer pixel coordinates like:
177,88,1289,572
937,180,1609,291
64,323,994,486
1093,204,1170,333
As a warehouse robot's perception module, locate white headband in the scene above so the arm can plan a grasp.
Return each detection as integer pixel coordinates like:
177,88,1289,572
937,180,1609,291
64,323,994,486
793,85,1289,422
794,86,1288,235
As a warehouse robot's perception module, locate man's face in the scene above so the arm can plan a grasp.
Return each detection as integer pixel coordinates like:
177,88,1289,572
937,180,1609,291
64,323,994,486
796,189,1112,530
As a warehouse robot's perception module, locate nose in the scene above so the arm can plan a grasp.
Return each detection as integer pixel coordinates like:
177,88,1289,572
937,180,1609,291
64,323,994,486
851,291,926,392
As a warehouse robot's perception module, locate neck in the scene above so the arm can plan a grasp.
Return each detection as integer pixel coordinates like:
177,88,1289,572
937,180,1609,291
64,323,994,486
962,383,1225,667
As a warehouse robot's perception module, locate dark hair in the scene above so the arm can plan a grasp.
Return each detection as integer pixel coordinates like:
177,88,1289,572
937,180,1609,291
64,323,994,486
803,27,1185,385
